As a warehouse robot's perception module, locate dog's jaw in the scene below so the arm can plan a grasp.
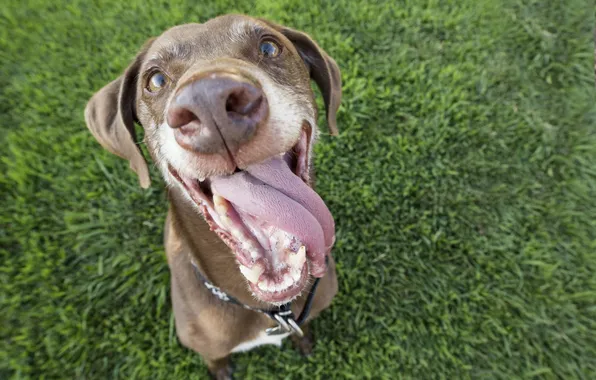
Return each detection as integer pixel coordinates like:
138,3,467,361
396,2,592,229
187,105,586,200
164,126,332,305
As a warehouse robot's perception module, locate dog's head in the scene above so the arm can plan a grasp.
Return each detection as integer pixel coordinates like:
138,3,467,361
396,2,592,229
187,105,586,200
85,14,341,304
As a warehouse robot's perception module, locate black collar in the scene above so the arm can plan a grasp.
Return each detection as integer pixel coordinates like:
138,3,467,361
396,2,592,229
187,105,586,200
190,258,325,337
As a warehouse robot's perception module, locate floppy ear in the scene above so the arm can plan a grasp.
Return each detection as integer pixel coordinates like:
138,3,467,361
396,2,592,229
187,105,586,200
84,39,155,188
260,20,342,136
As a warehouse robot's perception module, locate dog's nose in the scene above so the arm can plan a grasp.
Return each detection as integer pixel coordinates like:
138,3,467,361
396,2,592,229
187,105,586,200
167,72,268,155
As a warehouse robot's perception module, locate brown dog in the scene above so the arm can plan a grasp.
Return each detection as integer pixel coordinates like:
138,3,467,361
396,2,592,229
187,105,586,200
85,14,341,379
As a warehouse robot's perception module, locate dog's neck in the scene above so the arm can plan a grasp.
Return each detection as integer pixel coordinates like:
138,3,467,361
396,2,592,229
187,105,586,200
167,186,271,309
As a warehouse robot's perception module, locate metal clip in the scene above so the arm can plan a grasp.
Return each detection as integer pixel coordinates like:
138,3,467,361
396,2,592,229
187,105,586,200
265,311,304,337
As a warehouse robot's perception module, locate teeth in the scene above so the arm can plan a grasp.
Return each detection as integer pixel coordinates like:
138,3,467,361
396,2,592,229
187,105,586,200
213,195,230,223
230,227,246,241
253,245,307,293
239,264,264,284
241,246,261,261
257,276,296,293
283,273,294,288
198,176,206,182
288,246,307,268
213,195,227,209
258,281,268,291
214,196,263,260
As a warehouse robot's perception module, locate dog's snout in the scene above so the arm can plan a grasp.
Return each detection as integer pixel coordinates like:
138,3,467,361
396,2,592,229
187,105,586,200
167,73,268,155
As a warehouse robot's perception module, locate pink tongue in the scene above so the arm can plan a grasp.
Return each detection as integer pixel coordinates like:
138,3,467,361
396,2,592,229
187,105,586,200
210,156,335,276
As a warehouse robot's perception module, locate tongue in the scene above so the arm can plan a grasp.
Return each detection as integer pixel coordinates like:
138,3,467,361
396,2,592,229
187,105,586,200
210,156,335,277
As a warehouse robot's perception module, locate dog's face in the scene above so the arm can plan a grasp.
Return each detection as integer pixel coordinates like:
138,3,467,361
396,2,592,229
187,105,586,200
85,14,341,304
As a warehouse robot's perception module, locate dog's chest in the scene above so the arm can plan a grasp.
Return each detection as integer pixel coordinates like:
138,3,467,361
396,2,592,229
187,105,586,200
231,331,291,353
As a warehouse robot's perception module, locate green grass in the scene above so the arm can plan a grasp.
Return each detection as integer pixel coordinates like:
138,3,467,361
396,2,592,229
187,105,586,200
1,0,595,378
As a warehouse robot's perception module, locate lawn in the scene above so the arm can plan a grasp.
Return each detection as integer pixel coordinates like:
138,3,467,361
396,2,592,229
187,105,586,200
1,0,595,378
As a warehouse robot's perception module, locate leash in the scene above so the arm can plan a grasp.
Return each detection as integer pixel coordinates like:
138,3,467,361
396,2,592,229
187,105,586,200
189,257,325,337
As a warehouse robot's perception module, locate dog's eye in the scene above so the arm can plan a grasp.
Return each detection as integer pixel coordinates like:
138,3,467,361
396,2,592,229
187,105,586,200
147,72,168,92
259,40,281,58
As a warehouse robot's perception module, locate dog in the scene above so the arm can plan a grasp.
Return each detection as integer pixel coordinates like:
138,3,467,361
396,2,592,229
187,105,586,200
85,14,341,379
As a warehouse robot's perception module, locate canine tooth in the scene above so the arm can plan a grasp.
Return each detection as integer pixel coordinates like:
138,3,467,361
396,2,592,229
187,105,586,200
283,273,293,288
291,269,301,282
258,280,268,291
213,195,230,221
239,264,264,284
288,246,307,268
213,195,226,208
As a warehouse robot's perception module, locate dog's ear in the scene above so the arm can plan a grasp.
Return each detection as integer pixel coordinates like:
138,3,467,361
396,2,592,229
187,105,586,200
84,38,155,188
260,20,342,136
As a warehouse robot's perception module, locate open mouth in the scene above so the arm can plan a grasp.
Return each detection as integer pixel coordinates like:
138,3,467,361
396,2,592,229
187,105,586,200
168,128,335,304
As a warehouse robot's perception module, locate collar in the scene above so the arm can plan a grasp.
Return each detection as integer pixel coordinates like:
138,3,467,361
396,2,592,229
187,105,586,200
189,257,325,337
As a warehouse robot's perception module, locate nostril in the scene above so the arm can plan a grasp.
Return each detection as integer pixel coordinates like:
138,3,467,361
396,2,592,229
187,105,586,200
168,107,199,129
225,86,264,118
225,93,239,113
